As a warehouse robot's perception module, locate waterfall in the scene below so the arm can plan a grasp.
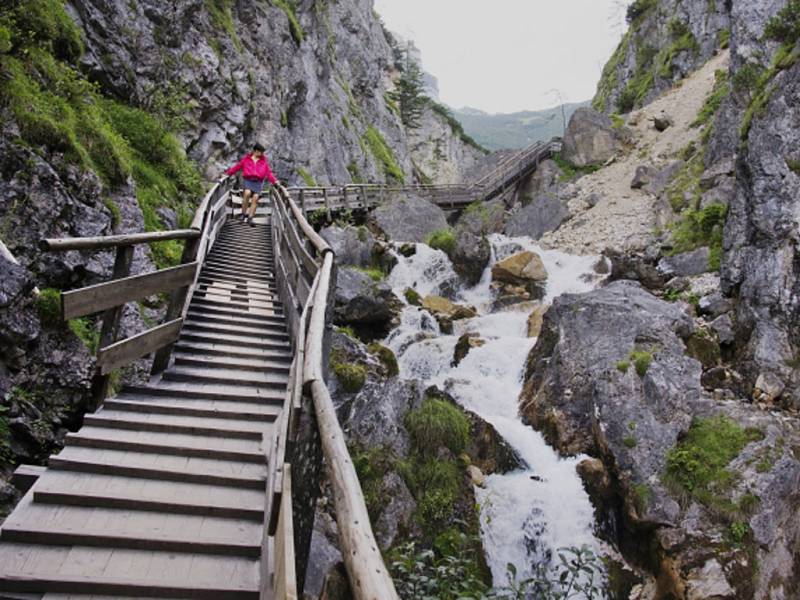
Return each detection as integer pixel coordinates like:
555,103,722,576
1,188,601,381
384,234,610,592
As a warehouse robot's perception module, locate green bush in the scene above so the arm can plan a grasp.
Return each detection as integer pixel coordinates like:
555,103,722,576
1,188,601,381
426,228,456,256
68,317,99,352
270,0,304,45
665,416,764,510
405,397,470,458
764,0,800,44
367,343,399,378
616,360,630,373
5,0,84,63
36,288,62,327
354,266,385,282
629,350,653,377
669,203,727,270
626,0,657,24
331,361,366,393
623,436,638,449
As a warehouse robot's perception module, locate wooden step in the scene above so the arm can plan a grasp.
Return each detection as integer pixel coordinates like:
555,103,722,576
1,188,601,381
193,286,279,304
186,305,285,324
173,353,291,374
178,330,290,351
104,395,280,421
162,367,288,390
34,470,265,518
202,262,273,278
83,410,269,440
124,382,285,404
171,341,292,363
0,542,259,599
190,296,283,313
186,309,285,329
180,320,287,340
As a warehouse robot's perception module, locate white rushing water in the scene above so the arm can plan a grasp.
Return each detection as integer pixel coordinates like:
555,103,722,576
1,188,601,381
385,234,608,589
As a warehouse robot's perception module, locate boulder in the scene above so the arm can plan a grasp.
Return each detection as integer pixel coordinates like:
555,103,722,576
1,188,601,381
657,248,711,278
643,161,683,196
333,268,402,333
368,193,448,243
699,158,735,191
155,207,177,230
452,332,485,367
503,195,569,240
320,225,376,268
561,108,621,167
685,559,734,600
630,165,656,189
421,296,477,334
606,247,666,291
466,465,485,487
492,251,548,284
710,314,735,345
527,304,548,338
520,159,563,200
753,372,785,405
651,113,673,132
450,200,505,286
698,293,733,318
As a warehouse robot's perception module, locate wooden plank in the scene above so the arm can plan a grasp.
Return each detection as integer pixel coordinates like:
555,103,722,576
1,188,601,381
11,465,45,494
303,253,334,383
96,318,183,375
63,263,198,320
41,230,199,252
273,466,297,600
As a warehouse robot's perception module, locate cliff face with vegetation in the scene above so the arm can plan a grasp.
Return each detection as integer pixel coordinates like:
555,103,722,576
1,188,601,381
0,0,482,514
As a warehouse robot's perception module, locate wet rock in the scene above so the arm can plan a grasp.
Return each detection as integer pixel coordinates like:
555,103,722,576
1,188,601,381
492,251,548,284
657,248,711,278
576,458,614,505
503,194,569,240
631,165,656,189
452,332,485,367
421,296,477,334
450,200,504,286
527,304,548,338
561,108,621,167
466,465,485,487
369,193,448,243
333,268,402,333
320,225,376,268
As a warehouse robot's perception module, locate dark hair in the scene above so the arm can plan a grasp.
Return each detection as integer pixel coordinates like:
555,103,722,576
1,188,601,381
253,142,265,153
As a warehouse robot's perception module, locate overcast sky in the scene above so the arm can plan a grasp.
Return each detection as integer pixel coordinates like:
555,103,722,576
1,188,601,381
374,0,628,114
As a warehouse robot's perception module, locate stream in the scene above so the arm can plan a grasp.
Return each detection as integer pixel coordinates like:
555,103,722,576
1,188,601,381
384,234,609,590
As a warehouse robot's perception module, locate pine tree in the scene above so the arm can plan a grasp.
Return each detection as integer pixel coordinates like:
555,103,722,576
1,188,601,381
390,50,429,129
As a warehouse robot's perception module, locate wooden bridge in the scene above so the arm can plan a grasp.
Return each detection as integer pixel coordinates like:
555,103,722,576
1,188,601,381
0,137,559,599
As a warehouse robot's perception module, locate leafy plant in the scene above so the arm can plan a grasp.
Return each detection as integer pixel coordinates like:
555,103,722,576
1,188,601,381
426,228,456,256
623,436,638,449
331,361,366,393
367,342,399,378
36,288,62,327
405,396,470,458
668,203,727,270
616,360,630,373
629,350,653,377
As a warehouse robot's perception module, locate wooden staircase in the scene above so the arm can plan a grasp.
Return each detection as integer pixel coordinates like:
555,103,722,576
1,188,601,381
0,220,288,599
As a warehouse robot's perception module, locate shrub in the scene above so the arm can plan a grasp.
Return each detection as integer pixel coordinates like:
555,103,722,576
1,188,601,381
36,288,62,327
335,325,357,339
626,0,657,24
616,360,630,373
669,203,727,270
68,317,99,352
764,0,800,44
629,350,653,377
623,436,638,448
426,228,456,256
331,361,366,393
367,343,399,378
665,416,764,511
405,397,470,458
354,266,385,282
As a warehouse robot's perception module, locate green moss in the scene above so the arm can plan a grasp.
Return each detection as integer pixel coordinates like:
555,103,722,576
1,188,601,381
629,350,653,377
367,343,399,378
593,31,629,111
362,126,404,183
404,287,422,306
4,0,83,63
351,445,396,520
331,361,367,393
36,288,62,327
665,416,765,512
270,0,304,46
405,396,470,459
204,0,243,52
335,325,357,339
718,28,731,49
296,167,317,187
626,0,657,24
616,43,657,113
632,483,651,513
68,317,100,352
425,228,456,256
354,266,385,282
616,360,630,373
551,152,601,180
787,157,800,175
656,20,700,80
103,197,122,227
623,436,638,449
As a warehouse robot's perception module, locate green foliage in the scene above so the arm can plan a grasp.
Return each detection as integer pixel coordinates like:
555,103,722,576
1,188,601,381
398,458,463,530
429,101,488,153
307,207,328,229
426,228,456,256
668,203,727,271
405,396,470,459
389,51,428,129
629,350,653,377
36,288,62,327
593,31,629,111
362,126,404,183
367,343,399,378
296,166,317,186
616,360,630,373
404,287,422,306
68,317,99,352
354,266,385,282
351,445,395,519
665,416,764,511
551,152,601,180
733,63,764,95
2,0,83,63
623,436,638,449
764,0,800,45
204,0,243,52
718,28,730,49
335,325,357,339
616,43,657,113
331,360,367,393
270,0,304,46
633,483,651,513
787,157,800,175
691,69,729,128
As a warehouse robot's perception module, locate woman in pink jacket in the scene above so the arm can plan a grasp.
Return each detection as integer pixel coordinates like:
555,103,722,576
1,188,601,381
225,143,279,226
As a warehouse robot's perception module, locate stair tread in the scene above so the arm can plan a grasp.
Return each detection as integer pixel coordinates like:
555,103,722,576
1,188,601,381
85,409,272,436
173,352,291,372
126,381,285,403
172,341,292,361
181,320,287,338
179,330,290,348
163,367,288,390
105,395,281,419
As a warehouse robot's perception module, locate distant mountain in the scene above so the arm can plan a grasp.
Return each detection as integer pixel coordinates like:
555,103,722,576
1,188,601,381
452,102,590,151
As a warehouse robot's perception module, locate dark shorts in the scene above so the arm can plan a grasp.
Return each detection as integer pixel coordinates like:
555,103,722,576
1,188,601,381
243,179,264,194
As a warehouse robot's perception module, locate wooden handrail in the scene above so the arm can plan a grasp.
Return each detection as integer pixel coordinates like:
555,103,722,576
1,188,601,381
40,229,200,251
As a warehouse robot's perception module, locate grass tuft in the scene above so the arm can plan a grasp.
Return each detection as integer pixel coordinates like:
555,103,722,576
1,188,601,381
425,228,456,257
405,396,470,459
362,126,404,183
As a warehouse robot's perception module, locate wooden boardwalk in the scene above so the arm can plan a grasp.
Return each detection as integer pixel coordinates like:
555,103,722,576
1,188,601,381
0,220,287,599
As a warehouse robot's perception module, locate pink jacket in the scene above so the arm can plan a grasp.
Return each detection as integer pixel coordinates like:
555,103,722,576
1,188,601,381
225,154,278,184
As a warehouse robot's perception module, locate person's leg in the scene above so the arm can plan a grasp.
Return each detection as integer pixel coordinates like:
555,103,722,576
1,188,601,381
241,189,252,219
248,193,259,225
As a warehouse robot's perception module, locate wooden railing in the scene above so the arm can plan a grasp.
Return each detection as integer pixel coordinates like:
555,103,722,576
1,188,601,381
39,177,234,409
266,184,399,599
281,138,562,216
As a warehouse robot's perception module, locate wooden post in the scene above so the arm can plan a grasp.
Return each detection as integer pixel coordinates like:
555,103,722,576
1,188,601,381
151,237,201,375
323,188,332,223
299,189,307,218
89,245,134,410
